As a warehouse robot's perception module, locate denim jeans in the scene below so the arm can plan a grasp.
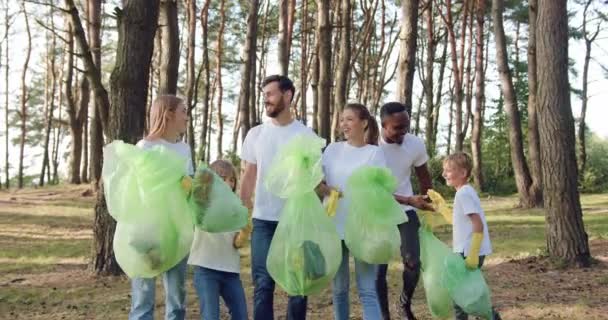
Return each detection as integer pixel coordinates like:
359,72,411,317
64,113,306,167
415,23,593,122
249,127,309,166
192,266,248,320
333,241,382,320
129,257,188,320
453,255,501,320
251,218,308,320
376,210,421,320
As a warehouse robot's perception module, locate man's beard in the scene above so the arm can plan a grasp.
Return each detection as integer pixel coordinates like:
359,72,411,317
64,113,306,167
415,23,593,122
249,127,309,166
266,102,286,118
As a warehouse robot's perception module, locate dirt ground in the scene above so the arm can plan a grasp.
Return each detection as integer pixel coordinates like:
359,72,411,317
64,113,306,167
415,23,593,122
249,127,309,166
1,186,607,319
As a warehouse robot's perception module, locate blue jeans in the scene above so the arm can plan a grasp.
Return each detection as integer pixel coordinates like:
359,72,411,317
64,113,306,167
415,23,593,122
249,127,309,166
129,257,188,320
333,241,382,320
192,266,248,320
251,218,308,320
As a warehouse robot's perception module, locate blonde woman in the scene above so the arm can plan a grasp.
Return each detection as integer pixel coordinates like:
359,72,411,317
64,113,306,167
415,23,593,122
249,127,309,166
129,95,193,320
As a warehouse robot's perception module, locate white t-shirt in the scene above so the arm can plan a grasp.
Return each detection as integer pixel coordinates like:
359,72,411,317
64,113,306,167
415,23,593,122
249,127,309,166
322,141,387,239
240,120,316,221
452,184,492,256
136,138,194,176
379,133,429,211
188,230,240,273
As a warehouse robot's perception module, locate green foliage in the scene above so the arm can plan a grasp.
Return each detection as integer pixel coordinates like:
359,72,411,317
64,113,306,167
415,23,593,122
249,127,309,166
580,134,608,193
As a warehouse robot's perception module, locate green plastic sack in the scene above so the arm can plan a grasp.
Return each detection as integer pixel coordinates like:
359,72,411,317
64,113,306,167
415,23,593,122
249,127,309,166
443,254,493,319
346,166,407,226
266,192,341,296
265,134,341,296
102,140,189,224
419,225,454,319
265,134,325,197
343,166,405,264
189,163,248,232
102,140,194,278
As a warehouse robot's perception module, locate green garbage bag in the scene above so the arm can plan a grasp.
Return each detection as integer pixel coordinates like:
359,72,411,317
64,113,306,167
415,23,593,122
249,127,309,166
344,166,405,264
265,135,342,296
102,140,194,278
102,140,190,224
443,253,493,319
418,225,454,319
189,163,248,232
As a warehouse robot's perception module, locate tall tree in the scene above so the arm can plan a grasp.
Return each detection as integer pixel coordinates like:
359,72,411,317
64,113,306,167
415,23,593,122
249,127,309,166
93,0,161,275
526,0,543,207
331,0,351,141
88,0,103,188
423,0,436,152
237,0,259,142
80,75,90,184
185,0,197,165
39,7,58,186
278,0,289,75
3,2,9,188
17,2,32,189
198,0,211,162
493,0,537,207
316,0,331,141
158,0,179,94
471,0,485,190
397,0,418,109
577,0,602,175
215,0,226,158
537,0,590,267
299,0,310,125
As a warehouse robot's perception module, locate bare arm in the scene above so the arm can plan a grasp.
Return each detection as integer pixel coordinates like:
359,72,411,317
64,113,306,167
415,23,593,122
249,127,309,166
414,163,433,195
468,213,484,233
239,160,257,210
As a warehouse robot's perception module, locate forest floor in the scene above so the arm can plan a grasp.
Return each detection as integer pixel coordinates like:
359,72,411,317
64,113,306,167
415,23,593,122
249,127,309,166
1,185,607,319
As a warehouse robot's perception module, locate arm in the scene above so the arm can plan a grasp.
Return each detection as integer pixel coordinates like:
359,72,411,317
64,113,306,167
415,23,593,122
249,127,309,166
315,181,333,198
233,217,253,249
239,161,257,210
414,163,433,195
465,213,484,269
394,194,434,211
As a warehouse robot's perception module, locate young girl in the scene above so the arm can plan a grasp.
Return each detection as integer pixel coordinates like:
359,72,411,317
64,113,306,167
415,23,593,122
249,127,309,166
130,95,193,320
319,103,386,320
188,159,250,320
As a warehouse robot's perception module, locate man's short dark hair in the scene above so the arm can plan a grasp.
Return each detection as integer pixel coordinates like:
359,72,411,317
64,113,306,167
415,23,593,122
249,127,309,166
379,102,411,121
262,75,295,100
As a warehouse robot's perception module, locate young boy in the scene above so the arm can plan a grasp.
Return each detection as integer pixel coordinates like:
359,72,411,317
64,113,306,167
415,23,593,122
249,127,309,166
188,159,251,320
440,152,501,320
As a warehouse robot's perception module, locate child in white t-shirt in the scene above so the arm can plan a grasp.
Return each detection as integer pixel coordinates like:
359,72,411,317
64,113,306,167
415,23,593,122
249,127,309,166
188,160,250,320
440,152,501,320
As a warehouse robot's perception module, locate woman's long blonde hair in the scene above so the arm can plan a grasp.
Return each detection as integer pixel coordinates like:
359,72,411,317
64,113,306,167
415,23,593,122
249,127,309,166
146,95,184,141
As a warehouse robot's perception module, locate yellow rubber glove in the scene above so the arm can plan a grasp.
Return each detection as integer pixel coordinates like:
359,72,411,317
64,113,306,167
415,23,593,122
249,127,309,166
233,211,253,248
181,175,193,194
465,232,484,269
427,189,453,224
325,189,340,217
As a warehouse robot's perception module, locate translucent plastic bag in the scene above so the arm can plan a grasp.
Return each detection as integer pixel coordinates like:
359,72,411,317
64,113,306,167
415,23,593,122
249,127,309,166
443,254,493,319
102,140,189,224
344,166,405,264
265,135,341,296
418,225,454,319
189,163,248,232
266,192,342,296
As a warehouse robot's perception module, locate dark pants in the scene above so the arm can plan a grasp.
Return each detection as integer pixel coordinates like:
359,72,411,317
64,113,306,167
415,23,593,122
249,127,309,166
192,266,248,320
454,255,501,320
251,218,308,320
377,210,421,320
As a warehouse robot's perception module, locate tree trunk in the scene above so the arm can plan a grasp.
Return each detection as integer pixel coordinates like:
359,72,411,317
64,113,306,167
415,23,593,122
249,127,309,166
578,0,600,176
18,3,32,189
185,0,197,166
312,38,320,133
493,0,537,207
66,23,84,185
471,0,484,190
526,0,543,206
80,77,90,184
158,0,179,94
216,0,226,158
432,31,448,151
331,0,351,141
317,0,332,141
198,0,211,162
40,8,57,187
92,0,160,276
424,0,435,154
299,0,309,125
397,0,418,108
3,3,9,188
536,0,590,267
279,0,289,75
88,0,103,188
237,0,258,142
